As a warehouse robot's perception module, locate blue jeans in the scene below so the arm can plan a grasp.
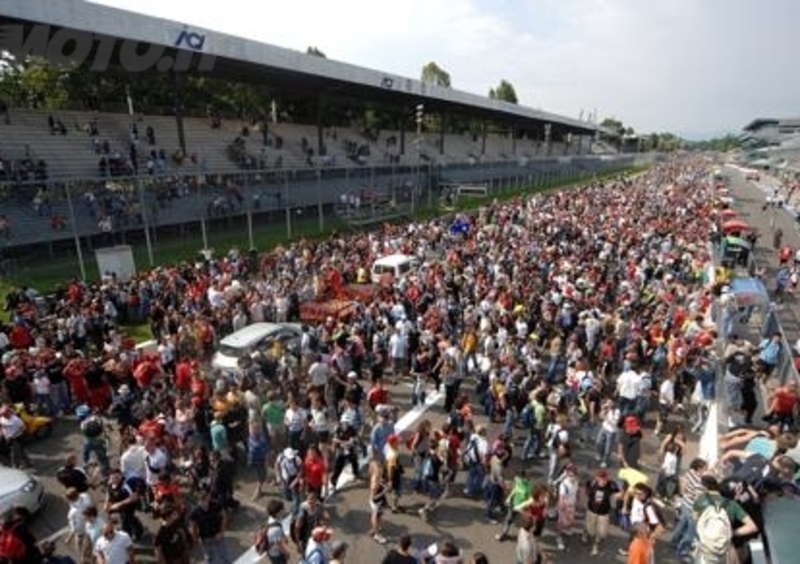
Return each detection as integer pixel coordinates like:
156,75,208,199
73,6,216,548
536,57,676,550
502,409,515,438
83,440,109,474
671,507,696,555
466,464,485,496
595,428,616,466
50,381,70,412
619,397,637,416
523,429,541,459
282,484,301,516
201,536,232,564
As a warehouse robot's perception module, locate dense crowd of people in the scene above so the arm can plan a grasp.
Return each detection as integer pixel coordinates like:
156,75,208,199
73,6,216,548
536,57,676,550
0,158,796,564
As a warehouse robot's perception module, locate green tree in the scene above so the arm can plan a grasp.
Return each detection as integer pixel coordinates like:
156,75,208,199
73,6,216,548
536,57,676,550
600,117,625,136
421,62,451,88
488,79,518,104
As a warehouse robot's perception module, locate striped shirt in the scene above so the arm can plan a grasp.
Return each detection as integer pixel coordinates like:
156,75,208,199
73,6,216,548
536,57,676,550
680,468,704,513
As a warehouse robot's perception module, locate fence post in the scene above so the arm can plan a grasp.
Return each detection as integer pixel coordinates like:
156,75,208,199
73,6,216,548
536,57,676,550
137,178,154,267
284,173,292,240
317,169,324,233
65,182,87,281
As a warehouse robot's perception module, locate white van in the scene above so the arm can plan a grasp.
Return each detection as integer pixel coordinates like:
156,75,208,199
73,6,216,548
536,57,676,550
371,253,420,284
211,322,302,377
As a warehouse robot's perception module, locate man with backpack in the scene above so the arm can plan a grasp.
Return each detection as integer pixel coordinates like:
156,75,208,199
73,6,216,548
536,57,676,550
275,448,303,516
77,405,110,477
255,499,290,564
693,476,758,564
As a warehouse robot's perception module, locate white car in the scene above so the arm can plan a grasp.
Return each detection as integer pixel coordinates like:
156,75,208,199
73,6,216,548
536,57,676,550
211,322,302,378
0,466,45,517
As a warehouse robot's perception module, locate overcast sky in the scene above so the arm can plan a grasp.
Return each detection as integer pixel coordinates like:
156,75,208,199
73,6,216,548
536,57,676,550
92,0,799,139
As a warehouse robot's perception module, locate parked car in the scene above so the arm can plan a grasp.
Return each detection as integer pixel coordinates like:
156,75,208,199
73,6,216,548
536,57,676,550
211,322,302,378
0,466,45,517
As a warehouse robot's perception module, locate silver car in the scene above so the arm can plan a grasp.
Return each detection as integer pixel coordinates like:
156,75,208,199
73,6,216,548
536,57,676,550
0,466,45,517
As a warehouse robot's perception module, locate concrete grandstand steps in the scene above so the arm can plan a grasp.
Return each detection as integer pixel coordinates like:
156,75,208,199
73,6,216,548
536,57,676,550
0,109,111,178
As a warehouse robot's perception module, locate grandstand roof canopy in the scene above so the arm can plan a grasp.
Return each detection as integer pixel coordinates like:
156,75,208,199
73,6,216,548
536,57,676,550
743,118,800,132
0,0,601,136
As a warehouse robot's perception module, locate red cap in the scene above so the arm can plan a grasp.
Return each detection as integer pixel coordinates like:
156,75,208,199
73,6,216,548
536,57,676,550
624,416,641,434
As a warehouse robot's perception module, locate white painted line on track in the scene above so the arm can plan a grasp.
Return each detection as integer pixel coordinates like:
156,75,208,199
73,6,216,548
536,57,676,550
234,389,443,563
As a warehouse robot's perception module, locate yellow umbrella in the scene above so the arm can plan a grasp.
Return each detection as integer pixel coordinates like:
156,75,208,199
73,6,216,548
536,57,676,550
618,467,649,487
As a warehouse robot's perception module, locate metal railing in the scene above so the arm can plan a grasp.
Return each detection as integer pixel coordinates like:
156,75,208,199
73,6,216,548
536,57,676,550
0,155,638,283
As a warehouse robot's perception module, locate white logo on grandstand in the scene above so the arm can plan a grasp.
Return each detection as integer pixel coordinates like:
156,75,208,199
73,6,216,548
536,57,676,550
0,24,215,72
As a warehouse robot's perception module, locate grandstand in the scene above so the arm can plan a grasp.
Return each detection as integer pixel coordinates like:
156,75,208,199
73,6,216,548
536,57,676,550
0,0,632,258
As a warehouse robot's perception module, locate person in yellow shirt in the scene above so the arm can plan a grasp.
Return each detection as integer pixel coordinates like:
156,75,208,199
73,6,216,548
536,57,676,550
462,328,478,374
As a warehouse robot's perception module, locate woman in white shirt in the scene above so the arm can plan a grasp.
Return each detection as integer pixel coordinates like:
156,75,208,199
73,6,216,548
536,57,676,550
65,487,94,560
555,463,580,551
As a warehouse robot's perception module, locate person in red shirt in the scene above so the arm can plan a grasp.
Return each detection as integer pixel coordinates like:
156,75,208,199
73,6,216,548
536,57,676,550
779,245,793,265
303,445,327,500
174,359,194,392
766,382,799,429
63,356,90,405
133,356,161,390
190,373,208,409
7,324,32,350
366,378,390,414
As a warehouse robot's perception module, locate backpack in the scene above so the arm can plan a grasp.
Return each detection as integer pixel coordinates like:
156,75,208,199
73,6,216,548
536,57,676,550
254,521,283,555
520,404,534,429
277,453,300,486
300,546,325,564
547,425,565,449
461,438,479,467
0,527,26,560
422,456,439,481
643,500,665,531
696,499,733,559
307,331,320,352
290,507,311,546
81,416,103,439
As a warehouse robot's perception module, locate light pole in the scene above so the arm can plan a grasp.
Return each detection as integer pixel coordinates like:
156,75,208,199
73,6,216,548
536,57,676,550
415,103,424,213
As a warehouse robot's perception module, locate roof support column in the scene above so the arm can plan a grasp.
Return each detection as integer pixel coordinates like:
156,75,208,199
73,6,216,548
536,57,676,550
511,127,517,156
544,123,552,156
399,117,406,156
171,72,187,155
481,121,487,156
316,94,327,157
439,114,446,155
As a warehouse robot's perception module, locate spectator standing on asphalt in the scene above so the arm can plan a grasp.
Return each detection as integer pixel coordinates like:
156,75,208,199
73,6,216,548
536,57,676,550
671,458,708,560
329,540,348,564
583,468,619,556
516,514,538,564
618,416,644,470
65,487,93,561
189,487,231,564
257,499,291,564
367,459,389,544
153,502,193,564
93,518,135,564
381,533,418,564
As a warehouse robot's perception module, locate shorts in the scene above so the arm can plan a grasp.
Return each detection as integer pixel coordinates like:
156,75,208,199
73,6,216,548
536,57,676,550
369,499,385,515
585,511,610,540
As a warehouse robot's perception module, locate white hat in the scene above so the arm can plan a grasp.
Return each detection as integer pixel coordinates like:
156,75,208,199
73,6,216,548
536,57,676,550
283,447,297,458
347,371,358,379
